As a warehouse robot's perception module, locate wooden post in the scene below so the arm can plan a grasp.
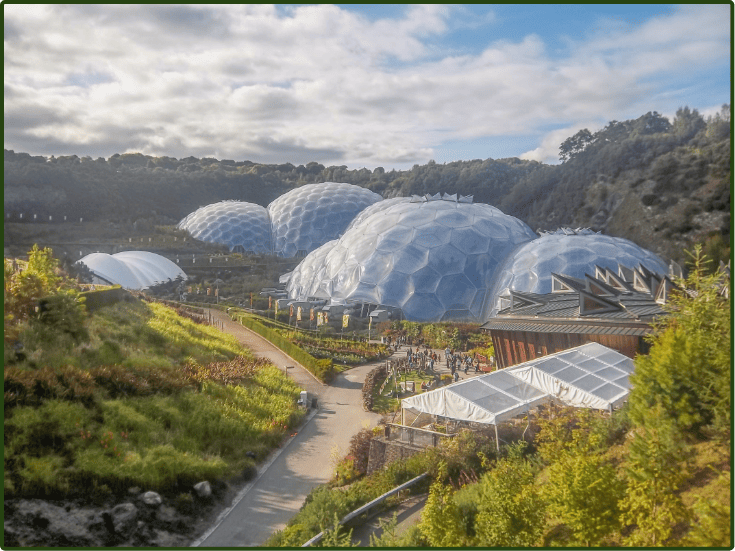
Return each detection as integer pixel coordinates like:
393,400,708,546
494,423,500,452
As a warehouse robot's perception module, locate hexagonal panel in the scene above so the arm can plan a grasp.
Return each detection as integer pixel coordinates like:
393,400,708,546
412,224,452,248
436,273,478,310
410,265,443,294
177,200,272,254
435,209,472,228
268,182,383,257
377,271,414,307
402,292,445,322
427,244,467,275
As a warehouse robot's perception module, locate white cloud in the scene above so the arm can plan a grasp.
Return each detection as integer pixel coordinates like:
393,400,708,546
3,4,730,168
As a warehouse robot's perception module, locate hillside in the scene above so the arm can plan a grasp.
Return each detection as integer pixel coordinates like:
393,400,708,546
3,249,306,546
4,105,730,265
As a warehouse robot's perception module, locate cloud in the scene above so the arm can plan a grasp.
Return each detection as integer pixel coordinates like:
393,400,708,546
3,4,730,168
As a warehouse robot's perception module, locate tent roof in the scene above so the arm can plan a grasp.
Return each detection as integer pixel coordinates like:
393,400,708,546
401,369,549,425
509,342,634,411
401,342,634,425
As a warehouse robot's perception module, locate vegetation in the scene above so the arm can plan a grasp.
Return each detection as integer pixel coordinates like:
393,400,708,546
265,246,730,547
379,320,494,355
6,105,729,265
4,247,305,500
237,313,337,382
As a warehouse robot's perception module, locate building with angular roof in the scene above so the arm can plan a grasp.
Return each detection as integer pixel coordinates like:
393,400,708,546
481,263,673,368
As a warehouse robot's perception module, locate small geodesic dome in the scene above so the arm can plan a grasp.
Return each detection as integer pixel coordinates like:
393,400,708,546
483,228,669,318
267,182,383,257
177,201,272,254
288,194,537,322
78,251,187,290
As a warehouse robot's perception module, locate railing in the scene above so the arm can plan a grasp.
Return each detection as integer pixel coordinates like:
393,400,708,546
302,472,428,547
385,423,455,448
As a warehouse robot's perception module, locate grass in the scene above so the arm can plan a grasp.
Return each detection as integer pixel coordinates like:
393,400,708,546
4,300,305,500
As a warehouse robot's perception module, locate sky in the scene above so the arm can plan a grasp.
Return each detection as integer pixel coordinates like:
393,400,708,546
4,4,731,169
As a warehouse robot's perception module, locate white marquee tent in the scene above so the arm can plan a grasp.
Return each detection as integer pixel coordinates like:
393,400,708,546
401,342,635,427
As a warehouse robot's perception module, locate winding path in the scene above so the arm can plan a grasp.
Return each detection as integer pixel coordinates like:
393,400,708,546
193,310,383,547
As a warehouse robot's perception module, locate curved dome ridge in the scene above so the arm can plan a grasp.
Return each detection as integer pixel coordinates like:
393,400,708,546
78,251,187,290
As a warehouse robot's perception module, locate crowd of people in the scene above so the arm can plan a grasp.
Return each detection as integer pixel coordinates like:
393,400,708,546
383,334,496,392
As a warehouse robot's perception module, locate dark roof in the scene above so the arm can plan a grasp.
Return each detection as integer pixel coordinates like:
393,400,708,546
482,266,669,335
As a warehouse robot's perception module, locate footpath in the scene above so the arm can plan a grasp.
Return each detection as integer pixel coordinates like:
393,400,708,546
193,311,483,546
193,309,383,547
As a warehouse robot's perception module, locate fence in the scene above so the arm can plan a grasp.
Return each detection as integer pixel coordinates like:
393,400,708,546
384,423,455,448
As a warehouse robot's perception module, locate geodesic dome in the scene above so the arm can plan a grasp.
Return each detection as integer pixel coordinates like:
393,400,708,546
268,182,383,257
77,251,187,290
483,228,669,318
288,196,537,322
343,196,413,232
285,239,339,300
177,201,272,254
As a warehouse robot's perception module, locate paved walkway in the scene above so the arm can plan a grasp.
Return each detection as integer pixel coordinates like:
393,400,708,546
192,312,485,547
193,310,383,547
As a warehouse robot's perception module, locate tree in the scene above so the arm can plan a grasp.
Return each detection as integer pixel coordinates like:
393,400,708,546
672,106,706,141
540,410,624,546
319,513,356,547
628,245,731,437
619,405,690,546
559,128,594,162
705,103,731,141
473,456,545,547
681,471,731,547
419,462,467,546
5,245,62,323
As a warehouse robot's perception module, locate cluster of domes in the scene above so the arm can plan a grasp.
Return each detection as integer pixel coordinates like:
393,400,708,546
177,182,382,258
178,183,668,323
78,251,187,290
290,195,537,322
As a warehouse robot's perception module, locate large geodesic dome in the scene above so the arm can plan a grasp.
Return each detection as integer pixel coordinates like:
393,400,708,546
268,182,383,257
343,196,413,232
288,195,537,322
483,228,670,318
177,201,272,254
285,239,339,299
78,251,187,290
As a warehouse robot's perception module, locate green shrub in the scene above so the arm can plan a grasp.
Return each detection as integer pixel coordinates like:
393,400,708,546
19,455,68,496
238,315,336,383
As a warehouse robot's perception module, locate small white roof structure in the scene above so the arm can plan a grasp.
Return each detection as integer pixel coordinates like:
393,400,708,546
401,342,634,425
509,342,634,411
78,251,187,290
402,369,548,425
